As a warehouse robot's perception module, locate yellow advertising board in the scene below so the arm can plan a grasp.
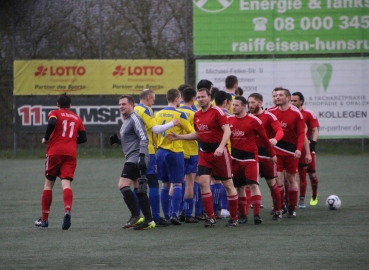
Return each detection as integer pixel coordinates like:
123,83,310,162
14,59,184,95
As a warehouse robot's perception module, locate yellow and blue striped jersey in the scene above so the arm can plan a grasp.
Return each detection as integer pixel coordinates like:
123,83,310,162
177,105,198,158
155,107,195,153
134,104,157,154
227,93,236,114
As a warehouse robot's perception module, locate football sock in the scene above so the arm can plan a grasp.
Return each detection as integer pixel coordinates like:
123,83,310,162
269,183,281,212
169,195,173,217
220,185,228,210
194,182,203,215
298,168,307,198
278,184,285,208
133,188,141,214
184,198,194,217
161,186,170,219
227,194,238,220
284,177,289,204
120,187,139,216
41,189,52,221
310,175,319,199
211,183,222,214
288,187,299,211
251,195,261,216
136,192,153,222
147,174,160,221
179,182,186,215
201,192,215,218
171,185,182,218
63,188,73,213
245,186,251,215
238,196,247,216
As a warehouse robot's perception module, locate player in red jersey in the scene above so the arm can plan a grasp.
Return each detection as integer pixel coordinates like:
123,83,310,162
268,88,311,218
291,92,320,208
229,96,276,225
167,88,238,228
248,93,284,221
35,93,86,230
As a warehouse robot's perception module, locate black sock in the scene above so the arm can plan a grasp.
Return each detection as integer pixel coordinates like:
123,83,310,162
120,187,139,216
136,192,153,222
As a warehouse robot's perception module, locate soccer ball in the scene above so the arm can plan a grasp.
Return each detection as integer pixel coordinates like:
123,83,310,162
326,195,341,210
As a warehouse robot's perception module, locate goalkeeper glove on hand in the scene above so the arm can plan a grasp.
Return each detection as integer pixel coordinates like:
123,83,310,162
109,134,120,146
137,153,146,170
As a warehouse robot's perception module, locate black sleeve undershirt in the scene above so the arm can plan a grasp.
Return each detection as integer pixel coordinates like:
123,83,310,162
44,117,57,140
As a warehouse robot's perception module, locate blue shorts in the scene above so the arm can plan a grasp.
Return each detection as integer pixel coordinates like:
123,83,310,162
184,155,198,175
156,148,184,184
147,154,157,175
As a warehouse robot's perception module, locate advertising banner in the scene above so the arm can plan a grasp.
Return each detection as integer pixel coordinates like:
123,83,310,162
196,58,369,138
14,60,184,95
193,0,369,55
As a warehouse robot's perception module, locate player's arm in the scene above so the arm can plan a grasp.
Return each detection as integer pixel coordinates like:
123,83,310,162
214,124,231,157
151,119,180,134
77,130,87,144
304,136,312,164
167,131,198,141
309,126,319,152
133,118,149,154
270,120,284,146
42,116,57,144
255,123,276,160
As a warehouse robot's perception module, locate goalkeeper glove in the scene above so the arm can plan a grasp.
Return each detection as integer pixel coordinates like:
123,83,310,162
109,134,121,145
137,153,146,170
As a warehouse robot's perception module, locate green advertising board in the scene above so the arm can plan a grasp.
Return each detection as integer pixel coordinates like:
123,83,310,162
193,0,369,55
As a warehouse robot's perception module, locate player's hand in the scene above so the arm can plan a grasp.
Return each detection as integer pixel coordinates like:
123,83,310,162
305,153,312,164
270,155,277,164
137,153,146,170
109,134,120,146
294,150,301,159
41,138,49,144
309,141,316,153
171,119,180,126
269,138,277,146
214,146,224,157
167,131,179,141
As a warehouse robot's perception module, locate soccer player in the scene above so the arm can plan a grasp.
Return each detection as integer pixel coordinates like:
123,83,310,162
248,93,284,221
291,92,320,207
155,89,194,225
269,88,307,218
178,84,198,111
35,93,86,230
225,75,238,114
134,89,180,227
177,87,200,223
229,96,277,225
168,88,238,228
110,95,155,230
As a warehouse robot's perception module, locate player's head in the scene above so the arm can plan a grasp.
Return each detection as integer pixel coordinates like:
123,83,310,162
166,88,181,106
272,86,284,105
225,75,238,90
214,91,227,107
275,87,291,106
178,84,192,94
197,88,211,109
197,79,213,92
226,93,233,111
139,89,155,107
57,93,71,108
233,96,247,116
247,93,263,114
119,95,135,117
210,87,219,101
291,91,304,108
182,87,197,104
236,87,243,96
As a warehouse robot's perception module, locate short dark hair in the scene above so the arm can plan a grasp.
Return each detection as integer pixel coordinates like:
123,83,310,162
139,89,154,100
273,86,284,92
119,95,135,105
292,91,305,104
58,93,71,108
226,93,232,102
225,75,238,89
210,87,219,101
248,92,263,102
214,91,228,106
178,84,192,95
197,79,213,91
275,87,291,97
198,87,211,96
182,87,197,103
166,88,180,103
235,95,247,106
236,87,243,96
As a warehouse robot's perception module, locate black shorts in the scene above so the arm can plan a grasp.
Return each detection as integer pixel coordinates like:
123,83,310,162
121,162,140,181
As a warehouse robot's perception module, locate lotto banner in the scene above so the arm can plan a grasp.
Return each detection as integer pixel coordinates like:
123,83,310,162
14,59,184,95
193,0,369,55
196,58,369,138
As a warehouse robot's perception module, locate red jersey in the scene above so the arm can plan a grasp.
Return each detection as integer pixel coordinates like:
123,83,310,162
228,114,275,161
300,108,319,138
194,105,229,152
269,105,305,156
46,109,85,157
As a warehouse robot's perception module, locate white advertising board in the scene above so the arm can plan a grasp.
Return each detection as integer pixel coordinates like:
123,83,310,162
196,58,369,138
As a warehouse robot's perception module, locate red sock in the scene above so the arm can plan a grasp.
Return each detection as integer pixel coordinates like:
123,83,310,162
298,168,307,199
284,177,289,203
63,188,73,213
310,175,319,198
278,184,285,208
41,190,52,221
269,183,281,212
245,186,251,215
288,187,299,211
227,194,238,220
201,192,214,218
251,195,261,216
238,196,247,216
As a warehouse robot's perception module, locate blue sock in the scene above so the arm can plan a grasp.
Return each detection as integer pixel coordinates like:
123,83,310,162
184,198,194,217
161,186,170,220
194,182,203,215
212,183,222,214
179,182,186,215
133,188,141,214
169,195,173,217
171,185,182,218
147,175,160,221
220,184,228,210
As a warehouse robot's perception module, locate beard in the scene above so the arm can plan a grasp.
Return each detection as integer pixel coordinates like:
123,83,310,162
248,104,260,114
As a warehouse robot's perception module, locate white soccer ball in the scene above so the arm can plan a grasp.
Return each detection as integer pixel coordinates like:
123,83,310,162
326,195,341,210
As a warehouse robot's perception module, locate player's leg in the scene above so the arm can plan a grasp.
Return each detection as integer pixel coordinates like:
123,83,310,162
285,156,299,218
167,152,184,225
245,161,262,224
183,156,198,223
156,149,171,221
308,152,319,206
275,155,287,214
211,179,223,219
297,164,308,209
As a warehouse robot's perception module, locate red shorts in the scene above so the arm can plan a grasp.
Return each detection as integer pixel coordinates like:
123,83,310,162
299,149,316,172
45,155,77,181
276,155,298,174
198,148,232,180
232,159,259,187
259,157,277,180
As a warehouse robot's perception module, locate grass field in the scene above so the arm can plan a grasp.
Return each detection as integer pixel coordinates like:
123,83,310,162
1,155,369,270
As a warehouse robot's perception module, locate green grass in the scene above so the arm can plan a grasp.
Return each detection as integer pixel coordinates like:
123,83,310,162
1,156,369,269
